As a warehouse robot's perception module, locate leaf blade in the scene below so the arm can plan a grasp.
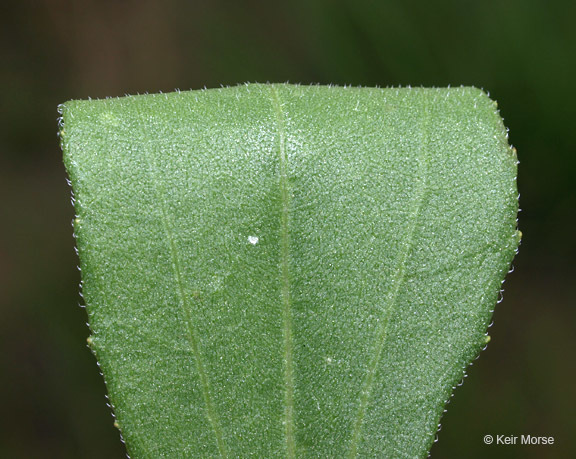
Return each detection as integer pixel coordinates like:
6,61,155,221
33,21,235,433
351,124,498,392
61,84,519,458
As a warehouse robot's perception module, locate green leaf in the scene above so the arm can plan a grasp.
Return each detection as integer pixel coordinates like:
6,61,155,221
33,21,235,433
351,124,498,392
60,84,519,458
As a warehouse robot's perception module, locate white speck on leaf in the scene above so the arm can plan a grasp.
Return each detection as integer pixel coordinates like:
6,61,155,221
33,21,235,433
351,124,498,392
248,236,259,245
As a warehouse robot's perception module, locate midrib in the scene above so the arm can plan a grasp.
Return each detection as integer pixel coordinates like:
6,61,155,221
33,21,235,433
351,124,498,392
271,85,296,458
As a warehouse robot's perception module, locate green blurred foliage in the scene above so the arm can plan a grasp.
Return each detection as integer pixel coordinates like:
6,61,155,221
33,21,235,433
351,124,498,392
0,0,574,457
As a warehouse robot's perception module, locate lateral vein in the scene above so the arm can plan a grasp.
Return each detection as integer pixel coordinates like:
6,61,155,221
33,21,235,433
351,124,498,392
348,101,431,457
145,145,228,458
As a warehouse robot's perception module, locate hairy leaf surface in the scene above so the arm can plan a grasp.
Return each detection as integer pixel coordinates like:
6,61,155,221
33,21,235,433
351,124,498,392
61,84,519,458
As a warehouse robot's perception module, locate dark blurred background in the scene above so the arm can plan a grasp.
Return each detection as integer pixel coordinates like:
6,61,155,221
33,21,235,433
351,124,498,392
1,0,574,457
